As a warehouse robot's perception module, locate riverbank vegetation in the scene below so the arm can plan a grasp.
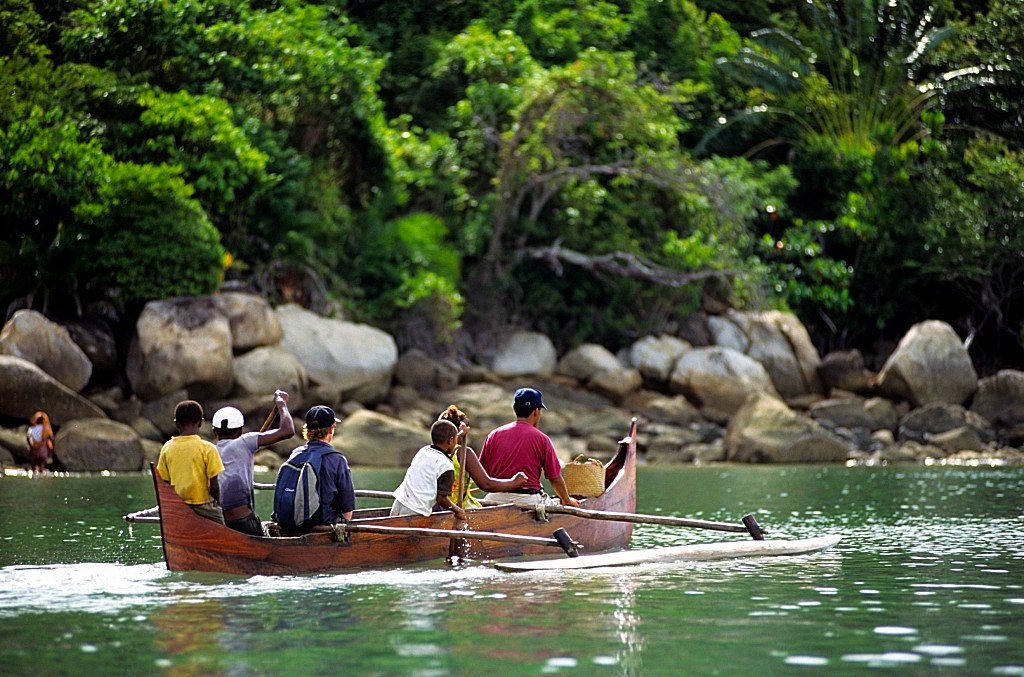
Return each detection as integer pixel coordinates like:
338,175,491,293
3,0,1022,365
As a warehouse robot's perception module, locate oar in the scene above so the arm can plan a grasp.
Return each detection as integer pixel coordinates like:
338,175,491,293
449,434,471,560
340,523,580,556
504,503,767,537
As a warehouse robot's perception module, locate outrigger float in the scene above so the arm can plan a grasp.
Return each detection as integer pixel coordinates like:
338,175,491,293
125,419,841,575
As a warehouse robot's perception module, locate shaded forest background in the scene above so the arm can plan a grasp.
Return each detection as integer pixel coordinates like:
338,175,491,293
3,0,1023,368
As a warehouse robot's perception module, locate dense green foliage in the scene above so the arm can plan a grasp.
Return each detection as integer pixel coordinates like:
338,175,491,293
2,0,1021,362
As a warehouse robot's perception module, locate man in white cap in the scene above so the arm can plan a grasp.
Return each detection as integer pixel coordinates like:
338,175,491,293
212,390,295,536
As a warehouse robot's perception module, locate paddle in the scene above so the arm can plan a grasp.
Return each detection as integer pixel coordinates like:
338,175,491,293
339,523,580,556
449,428,471,560
489,503,767,537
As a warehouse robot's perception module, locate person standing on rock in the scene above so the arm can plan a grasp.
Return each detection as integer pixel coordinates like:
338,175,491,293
26,411,54,474
156,400,225,524
478,388,581,508
212,390,295,537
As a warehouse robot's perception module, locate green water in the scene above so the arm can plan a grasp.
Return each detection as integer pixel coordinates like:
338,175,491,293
1,466,1022,675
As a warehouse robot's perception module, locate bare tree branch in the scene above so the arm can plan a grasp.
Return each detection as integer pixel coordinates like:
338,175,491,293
522,240,741,288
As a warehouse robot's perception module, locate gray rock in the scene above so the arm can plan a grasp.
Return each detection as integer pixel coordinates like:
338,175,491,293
725,393,853,463
277,304,397,404
689,440,726,463
669,347,778,423
126,297,234,401
971,370,1024,427
141,439,163,465
677,313,712,347
899,403,976,441
254,449,284,471
54,418,145,471
388,385,422,411
0,426,29,462
557,344,621,381
877,320,977,406
140,389,189,438
627,335,690,381
711,310,824,398
587,367,642,401
809,398,874,430
492,331,557,377
818,349,874,394
394,349,459,392
0,355,105,425
129,416,164,442
0,445,15,467
0,309,92,392
864,397,898,431
929,427,984,453
638,395,702,426
871,429,895,447
88,387,125,416
232,346,308,397
63,318,118,383
334,409,426,466
214,292,283,351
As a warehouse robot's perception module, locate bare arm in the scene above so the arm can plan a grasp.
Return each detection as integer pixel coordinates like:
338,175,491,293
549,475,580,508
209,476,220,503
257,390,295,446
463,448,528,492
436,493,467,520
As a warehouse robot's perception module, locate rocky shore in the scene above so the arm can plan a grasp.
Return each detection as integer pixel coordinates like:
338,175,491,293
2,294,1023,472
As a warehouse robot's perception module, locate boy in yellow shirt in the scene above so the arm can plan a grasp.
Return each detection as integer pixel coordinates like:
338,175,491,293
156,400,225,524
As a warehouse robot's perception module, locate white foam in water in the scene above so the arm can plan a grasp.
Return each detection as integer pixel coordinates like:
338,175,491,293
784,656,829,666
0,561,503,614
874,625,917,635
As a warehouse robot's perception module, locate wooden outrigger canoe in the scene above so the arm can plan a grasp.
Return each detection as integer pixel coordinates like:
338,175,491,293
150,420,639,575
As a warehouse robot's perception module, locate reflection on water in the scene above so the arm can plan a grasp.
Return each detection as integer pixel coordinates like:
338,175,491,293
0,466,1023,674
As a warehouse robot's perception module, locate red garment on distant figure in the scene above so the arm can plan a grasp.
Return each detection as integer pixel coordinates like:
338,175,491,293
479,421,561,491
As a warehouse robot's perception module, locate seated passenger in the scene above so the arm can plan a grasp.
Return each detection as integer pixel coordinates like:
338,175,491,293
436,405,527,508
478,387,580,508
273,405,354,532
390,420,468,520
212,389,295,537
155,400,225,524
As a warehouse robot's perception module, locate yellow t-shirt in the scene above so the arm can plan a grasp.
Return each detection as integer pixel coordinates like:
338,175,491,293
156,435,224,505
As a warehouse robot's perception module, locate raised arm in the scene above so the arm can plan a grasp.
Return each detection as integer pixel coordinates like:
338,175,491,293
257,390,295,446
463,448,528,492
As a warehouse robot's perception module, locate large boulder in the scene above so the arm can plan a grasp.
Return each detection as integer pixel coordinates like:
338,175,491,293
232,346,308,397
971,370,1024,428
557,344,622,381
140,389,189,438
588,367,642,401
214,292,283,351
63,318,118,384
126,297,234,401
669,347,778,422
808,398,877,431
710,311,823,398
0,426,29,462
877,320,977,406
725,393,853,463
0,355,105,424
394,349,459,392
277,304,397,404
818,350,874,395
898,402,993,444
628,335,690,381
54,418,145,471
0,310,92,392
492,331,556,377
334,409,426,466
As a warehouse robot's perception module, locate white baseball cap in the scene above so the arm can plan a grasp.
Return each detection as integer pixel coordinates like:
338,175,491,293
212,406,245,431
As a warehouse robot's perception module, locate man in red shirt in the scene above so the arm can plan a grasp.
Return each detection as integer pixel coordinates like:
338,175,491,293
478,387,581,507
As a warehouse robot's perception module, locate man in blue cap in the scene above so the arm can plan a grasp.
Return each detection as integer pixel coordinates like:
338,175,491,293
478,387,580,507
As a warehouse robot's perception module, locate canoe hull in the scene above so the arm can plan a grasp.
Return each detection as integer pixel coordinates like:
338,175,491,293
154,420,638,575
494,535,843,572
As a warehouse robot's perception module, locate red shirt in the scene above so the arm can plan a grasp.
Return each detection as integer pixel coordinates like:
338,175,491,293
479,421,561,491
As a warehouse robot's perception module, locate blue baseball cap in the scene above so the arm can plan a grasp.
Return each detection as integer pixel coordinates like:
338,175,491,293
305,405,340,429
513,387,547,410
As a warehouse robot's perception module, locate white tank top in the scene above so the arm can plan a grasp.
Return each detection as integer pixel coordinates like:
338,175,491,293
393,445,454,516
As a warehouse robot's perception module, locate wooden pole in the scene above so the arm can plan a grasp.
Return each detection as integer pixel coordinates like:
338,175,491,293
523,504,757,534
259,403,278,433
342,523,580,552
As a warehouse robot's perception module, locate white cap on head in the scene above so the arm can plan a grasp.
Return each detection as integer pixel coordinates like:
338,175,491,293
212,406,245,431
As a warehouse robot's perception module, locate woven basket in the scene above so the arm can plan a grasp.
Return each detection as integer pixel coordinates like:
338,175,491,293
562,455,605,497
